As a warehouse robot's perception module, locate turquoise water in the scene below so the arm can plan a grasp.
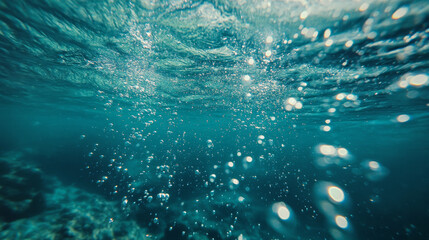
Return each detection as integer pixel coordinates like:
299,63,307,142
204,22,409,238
0,0,428,239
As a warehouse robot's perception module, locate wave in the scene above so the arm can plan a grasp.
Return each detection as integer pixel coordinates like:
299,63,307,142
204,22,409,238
0,0,428,118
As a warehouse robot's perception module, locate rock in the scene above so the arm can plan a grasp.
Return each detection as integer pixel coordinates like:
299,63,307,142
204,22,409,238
0,153,46,222
0,151,153,239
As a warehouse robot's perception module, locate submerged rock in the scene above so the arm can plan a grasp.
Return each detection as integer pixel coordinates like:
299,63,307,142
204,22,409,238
0,152,46,222
0,152,153,239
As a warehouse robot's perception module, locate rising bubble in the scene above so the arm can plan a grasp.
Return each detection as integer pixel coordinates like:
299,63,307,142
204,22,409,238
392,7,408,20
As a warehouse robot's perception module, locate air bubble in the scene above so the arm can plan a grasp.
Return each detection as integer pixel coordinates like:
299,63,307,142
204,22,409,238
207,139,214,148
267,202,297,235
361,160,389,181
209,174,216,183
229,178,239,190
392,7,408,20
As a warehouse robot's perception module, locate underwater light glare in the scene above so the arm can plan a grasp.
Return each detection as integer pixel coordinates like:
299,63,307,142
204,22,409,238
328,186,345,203
335,215,348,229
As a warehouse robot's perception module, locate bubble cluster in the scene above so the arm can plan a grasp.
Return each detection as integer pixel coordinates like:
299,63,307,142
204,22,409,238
397,73,429,88
207,139,214,148
315,144,353,168
257,135,266,145
284,97,303,111
157,192,170,202
301,27,318,39
334,93,360,108
314,182,354,240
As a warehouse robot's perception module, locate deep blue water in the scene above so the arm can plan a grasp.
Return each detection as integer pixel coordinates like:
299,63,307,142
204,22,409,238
0,0,429,239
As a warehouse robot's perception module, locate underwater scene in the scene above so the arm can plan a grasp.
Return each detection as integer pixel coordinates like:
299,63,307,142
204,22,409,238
0,0,428,239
